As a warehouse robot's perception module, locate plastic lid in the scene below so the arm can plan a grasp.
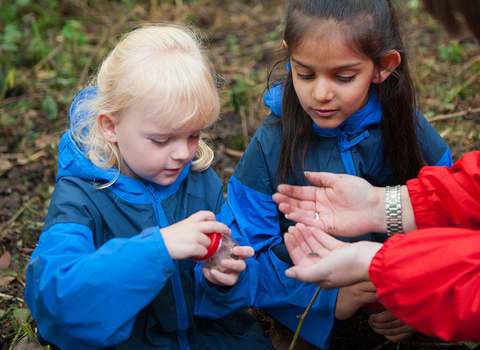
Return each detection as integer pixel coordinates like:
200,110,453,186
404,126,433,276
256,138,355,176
193,233,222,261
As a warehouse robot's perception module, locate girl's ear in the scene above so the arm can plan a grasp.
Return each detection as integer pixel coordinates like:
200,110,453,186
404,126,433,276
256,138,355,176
98,112,117,143
282,40,288,53
372,50,401,84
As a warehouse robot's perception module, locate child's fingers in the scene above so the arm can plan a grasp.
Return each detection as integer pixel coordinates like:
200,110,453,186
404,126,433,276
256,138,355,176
203,268,239,286
285,230,314,266
197,221,231,236
190,245,209,260
220,258,246,273
232,246,254,258
188,210,216,222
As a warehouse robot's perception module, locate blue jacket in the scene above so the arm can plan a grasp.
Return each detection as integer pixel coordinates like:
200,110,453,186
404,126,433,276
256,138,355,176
24,88,273,350
227,87,453,349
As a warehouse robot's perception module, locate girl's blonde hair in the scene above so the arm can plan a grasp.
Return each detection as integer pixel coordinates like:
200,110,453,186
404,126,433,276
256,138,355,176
71,24,220,182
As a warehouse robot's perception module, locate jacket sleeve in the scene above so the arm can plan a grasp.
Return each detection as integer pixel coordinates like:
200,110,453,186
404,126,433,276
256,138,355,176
227,136,338,349
369,228,480,342
414,111,453,168
407,151,480,228
24,187,176,349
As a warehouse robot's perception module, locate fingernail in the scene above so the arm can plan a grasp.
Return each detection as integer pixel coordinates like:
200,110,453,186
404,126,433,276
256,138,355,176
285,269,296,278
285,214,289,220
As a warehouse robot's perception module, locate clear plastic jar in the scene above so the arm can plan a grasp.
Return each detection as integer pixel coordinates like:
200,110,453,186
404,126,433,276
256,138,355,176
193,233,239,273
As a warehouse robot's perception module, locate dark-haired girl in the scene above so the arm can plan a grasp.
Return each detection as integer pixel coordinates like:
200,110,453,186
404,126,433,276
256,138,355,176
227,0,452,348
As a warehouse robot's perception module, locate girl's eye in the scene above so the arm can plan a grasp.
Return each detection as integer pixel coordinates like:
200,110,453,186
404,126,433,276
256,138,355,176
337,76,356,83
297,73,315,80
152,139,168,146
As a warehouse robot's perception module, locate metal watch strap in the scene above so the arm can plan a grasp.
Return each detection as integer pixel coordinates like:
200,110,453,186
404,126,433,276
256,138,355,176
385,185,403,235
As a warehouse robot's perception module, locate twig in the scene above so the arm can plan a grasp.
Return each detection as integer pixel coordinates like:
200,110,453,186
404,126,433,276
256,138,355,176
372,340,392,350
29,43,64,76
225,147,244,158
240,105,249,149
0,93,55,108
0,292,25,303
288,286,321,350
71,1,113,25
0,196,40,240
428,107,480,122
78,3,148,86
444,71,480,104
150,0,157,20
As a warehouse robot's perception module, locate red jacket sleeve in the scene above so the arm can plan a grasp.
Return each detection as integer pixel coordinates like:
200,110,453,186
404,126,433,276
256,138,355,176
369,228,480,342
406,151,480,228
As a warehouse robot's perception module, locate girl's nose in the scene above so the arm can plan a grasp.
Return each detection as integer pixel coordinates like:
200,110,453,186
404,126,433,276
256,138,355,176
171,140,190,160
313,78,334,102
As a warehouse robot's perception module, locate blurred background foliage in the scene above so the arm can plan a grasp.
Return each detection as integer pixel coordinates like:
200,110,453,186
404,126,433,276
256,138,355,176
0,0,479,348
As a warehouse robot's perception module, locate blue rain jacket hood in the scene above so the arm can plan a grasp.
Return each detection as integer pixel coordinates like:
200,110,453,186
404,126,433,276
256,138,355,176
24,87,272,350
227,83,453,349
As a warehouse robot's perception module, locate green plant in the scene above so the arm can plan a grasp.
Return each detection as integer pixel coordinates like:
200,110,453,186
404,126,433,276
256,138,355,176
1,306,38,349
438,42,463,63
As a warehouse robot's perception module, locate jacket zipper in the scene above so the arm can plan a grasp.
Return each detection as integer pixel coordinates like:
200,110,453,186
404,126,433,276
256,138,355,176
147,184,191,350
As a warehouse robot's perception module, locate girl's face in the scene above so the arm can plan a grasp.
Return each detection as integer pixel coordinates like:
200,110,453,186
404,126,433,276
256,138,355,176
288,33,380,129
102,103,202,186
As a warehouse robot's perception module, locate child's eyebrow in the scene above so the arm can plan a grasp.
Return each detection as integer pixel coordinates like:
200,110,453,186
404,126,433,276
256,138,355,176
291,58,362,71
145,131,170,139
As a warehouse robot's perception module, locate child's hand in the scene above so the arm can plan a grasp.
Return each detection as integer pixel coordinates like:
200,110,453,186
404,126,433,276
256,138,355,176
369,309,416,342
160,211,231,261
202,245,254,286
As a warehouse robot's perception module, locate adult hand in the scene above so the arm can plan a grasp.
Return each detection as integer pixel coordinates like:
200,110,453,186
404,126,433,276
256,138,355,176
369,309,416,342
273,172,386,237
202,245,254,286
160,210,231,261
284,223,382,289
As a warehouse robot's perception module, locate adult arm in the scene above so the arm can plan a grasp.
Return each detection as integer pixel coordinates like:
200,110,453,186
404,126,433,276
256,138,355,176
284,225,415,342
274,151,480,236
370,228,480,342
284,223,480,342
273,172,417,236
407,150,480,228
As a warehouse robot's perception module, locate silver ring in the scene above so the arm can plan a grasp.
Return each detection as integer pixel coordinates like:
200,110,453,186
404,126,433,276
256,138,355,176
315,212,320,221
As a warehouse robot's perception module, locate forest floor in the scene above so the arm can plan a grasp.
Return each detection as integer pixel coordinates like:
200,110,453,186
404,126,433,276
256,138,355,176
0,0,479,349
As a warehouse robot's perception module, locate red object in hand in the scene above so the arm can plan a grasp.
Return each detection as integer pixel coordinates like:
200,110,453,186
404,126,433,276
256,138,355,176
192,232,222,261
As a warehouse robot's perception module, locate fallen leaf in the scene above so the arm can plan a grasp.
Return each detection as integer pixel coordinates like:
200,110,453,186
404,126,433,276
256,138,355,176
0,251,11,270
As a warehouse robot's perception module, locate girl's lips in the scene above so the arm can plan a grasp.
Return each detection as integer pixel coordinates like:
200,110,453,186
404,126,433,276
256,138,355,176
314,109,338,118
164,167,182,175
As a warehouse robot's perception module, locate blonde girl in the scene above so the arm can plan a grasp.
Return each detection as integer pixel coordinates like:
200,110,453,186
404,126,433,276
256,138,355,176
25,25,272,350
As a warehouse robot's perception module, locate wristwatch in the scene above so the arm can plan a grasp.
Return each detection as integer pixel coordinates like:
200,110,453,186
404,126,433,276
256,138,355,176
386,185,403,235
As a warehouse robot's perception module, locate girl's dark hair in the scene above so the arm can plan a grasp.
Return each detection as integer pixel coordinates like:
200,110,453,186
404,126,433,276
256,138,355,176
422,0,480,43
275,0,426,185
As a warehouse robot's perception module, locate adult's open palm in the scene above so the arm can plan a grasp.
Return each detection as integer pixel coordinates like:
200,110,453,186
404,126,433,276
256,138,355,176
273,172,384,237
